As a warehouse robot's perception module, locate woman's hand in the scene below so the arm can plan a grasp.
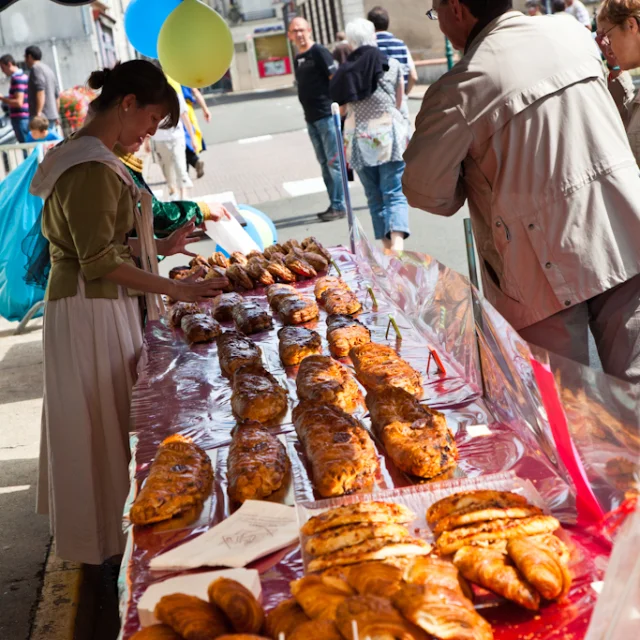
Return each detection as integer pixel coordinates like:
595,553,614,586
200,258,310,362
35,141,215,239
169,269,229,302
157,220,201,257
203,202,232,222
203,108,212,123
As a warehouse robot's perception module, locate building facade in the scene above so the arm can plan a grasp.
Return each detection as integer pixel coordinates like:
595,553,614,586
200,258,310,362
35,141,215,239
0,0,133,93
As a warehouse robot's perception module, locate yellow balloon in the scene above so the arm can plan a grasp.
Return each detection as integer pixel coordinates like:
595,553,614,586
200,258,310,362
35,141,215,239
158,0,234,88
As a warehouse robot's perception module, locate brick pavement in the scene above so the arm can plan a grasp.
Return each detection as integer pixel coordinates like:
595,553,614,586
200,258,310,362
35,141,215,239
145,129,327,206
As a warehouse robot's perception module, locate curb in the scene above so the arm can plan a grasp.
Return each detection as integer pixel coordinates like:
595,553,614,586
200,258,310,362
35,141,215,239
30,547,82,640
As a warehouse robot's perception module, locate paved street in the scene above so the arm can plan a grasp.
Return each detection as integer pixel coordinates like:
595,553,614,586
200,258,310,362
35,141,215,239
0,87,598,640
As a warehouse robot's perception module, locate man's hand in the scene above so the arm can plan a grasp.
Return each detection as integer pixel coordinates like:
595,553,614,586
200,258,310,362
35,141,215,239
157,220,202,257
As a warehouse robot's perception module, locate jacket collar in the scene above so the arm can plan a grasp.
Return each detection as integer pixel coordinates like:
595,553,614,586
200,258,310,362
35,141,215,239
465,10,521,54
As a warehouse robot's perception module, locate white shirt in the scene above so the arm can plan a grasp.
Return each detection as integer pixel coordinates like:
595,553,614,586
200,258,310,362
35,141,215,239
403,12,640,330
565,0,591,27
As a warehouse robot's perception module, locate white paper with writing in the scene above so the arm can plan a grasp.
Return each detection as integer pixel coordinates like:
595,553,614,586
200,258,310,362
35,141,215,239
149,501,299,571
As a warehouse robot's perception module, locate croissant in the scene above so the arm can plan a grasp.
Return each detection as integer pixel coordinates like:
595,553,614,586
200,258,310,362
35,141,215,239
263,243,286,259
290,575,354,621
227,264,254,290
506,537,572,600
335,595,428,640
209,252,230,269
155,593,230,640
392,583,493,640
246,257,276,287
289,619,342,640
130,625,183,640
208,577,264,634
453,546,540,611
264,598,310,639
230,251,249,266
346,561,405,598
403,556,473,600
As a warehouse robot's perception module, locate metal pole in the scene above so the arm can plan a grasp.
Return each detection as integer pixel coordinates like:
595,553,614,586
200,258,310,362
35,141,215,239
331,102,355,254
444,37,454,70
463,218,480,290
50,38,64,92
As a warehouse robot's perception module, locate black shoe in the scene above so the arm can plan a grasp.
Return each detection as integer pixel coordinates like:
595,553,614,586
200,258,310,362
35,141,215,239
317,205,333,219
319,208,347,222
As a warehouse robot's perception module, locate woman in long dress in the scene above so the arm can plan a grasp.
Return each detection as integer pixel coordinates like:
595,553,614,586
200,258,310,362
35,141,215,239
30,60,228,565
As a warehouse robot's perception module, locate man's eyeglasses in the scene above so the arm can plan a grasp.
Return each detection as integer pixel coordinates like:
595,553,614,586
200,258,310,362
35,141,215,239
426,8,438,20
596,24,618,46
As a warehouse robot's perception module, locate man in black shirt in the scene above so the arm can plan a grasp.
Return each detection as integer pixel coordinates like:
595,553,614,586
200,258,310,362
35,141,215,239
289,17,346,221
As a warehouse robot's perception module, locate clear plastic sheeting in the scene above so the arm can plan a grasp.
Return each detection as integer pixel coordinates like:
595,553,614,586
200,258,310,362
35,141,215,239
118,231,637,639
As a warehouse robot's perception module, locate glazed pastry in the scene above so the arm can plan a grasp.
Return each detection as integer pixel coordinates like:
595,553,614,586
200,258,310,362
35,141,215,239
350,343,423,398
292,400,379,498
305,241,332,262
296,355,363,414
231,364,288,423
189,255,210,270
216,636,270,640
169,265,191,280
321,288,362,315
301,501,415,536
232,302,273,335
283,238,302,253
227,421,290,503
267,284,298,308
278,295,319,325
403,556,473,600
433,504,544,537
206,265,235,292
335,595,428,640
211,292,244,322
208,252,230,269
289,620,342,640
301,235,322,248
264,599,310,639
426,490,531,529
290,575,354,621
326,314,371,358
301,251,329,272
130,435,213,526
181,314,222,344
392,583,493,640
285,253,317,279
246,250,264,260
278,326,323,366
436,515,560,555
208,577,264,633
366,387,458,479
506,537,572,600
229,251,249,266
217,331,263,376
307,536,431,573
266,259,297,283
154,593,230,639
263,243,286,259
246,257,276,287
168,302,202,327
305,522,410,557
130,624,183,640
346,561,405,598
226,264,254,290
453,546,541,611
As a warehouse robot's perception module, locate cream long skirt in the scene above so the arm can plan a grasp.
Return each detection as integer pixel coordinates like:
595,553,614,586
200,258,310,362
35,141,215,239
37,278,143,565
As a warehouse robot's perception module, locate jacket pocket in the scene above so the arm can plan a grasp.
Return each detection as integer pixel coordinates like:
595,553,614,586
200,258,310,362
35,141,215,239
491,216,524,303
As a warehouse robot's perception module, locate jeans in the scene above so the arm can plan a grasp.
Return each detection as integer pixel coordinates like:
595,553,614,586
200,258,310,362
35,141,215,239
307,116,346,211
11,118,29,143
356,161,410,240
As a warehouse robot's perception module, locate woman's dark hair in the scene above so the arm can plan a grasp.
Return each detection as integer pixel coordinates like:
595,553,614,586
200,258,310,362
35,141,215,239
87,60,180,129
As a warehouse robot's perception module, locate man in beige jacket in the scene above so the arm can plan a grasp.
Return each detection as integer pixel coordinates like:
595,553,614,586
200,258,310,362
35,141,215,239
405,0,640,383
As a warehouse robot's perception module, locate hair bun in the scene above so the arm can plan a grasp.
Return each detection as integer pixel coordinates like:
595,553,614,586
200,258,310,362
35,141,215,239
87,67,112,90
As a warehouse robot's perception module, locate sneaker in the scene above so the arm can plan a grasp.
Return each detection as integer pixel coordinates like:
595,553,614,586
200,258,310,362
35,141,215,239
319,208,347,222
195,159,205,179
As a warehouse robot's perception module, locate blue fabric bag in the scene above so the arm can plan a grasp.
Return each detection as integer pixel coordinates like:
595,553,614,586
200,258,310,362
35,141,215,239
0,150,45,321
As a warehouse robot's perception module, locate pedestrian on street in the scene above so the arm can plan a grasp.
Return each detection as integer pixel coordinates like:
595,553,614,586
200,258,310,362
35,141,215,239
182,85,210,178
26,115,62,142
29,60,228,565
405,0,640,383
332,31,352,65
564,0,592,29
24,46,60,131
596,0,640,164
152,76,194,201
331,18,410,252
0,54,30,142
525,0,544,16
288,17,347,222
367,6,418,95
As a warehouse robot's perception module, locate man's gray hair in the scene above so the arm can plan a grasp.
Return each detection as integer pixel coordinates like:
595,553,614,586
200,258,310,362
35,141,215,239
346,18,378,50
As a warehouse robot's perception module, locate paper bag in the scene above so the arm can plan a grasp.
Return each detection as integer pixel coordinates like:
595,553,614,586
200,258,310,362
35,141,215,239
204,215,261,255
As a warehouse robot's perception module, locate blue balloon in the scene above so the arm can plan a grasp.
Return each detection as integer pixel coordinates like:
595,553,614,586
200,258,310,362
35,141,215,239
124,0,180,59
